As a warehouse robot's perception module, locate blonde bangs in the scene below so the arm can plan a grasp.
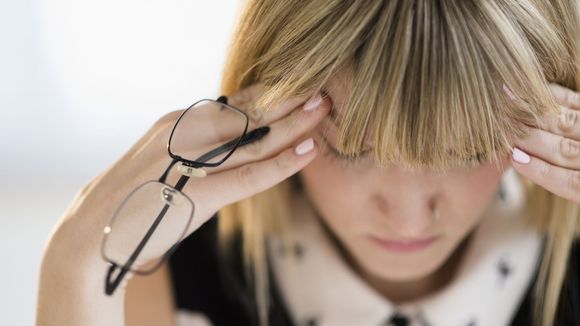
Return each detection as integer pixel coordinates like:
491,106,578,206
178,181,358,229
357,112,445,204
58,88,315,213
248,0,571,170
219,1,580,325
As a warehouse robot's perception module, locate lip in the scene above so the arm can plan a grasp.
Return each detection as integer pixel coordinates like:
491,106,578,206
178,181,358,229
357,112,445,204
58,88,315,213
368,235,440,253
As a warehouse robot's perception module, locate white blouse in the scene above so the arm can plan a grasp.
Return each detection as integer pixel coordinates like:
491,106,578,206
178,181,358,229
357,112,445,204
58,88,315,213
266,168,543,326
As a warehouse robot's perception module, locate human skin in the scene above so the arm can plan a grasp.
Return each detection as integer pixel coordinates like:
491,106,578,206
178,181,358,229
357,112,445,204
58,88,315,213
512,83,580,203
36,86,331,325
36,74,580,323
298,71,580,303
298,73,512,303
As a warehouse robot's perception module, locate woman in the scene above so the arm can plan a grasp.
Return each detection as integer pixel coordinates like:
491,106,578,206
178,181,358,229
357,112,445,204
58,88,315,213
37,0,580,325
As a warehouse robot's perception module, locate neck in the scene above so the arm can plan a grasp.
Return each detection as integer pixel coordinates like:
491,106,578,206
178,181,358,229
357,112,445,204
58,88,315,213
356,235,472,304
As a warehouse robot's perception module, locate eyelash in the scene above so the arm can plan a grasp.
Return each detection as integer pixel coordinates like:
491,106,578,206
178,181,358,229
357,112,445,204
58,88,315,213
465,152,486,165
324,141,485,168
319,89,485,167
323,141,371,167
320,90,366,167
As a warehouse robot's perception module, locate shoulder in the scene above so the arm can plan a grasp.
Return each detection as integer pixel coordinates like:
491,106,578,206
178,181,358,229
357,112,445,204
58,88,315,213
511,238,580,326
168,215,260,325
511,237,580,325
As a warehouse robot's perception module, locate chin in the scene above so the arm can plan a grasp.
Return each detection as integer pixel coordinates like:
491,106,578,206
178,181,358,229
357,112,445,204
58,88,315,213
365,256,444,281
351,240,452,282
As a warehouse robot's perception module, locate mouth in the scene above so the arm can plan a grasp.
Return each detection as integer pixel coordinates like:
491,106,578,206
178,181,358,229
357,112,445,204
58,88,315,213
368,235,440,253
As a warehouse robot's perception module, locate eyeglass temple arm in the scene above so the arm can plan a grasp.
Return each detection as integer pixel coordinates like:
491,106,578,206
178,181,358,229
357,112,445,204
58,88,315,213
105,239,182,295
105,125,270,295
192,126,270,164
105,201,175,295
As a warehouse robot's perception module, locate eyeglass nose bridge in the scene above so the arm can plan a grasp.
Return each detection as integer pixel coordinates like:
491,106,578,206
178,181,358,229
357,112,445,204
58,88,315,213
177,164,207,178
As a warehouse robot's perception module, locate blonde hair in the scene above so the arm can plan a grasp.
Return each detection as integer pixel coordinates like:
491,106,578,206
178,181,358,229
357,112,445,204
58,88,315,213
217,1,580,325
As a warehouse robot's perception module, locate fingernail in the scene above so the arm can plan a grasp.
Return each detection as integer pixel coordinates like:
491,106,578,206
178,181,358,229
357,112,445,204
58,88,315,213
295,138,314,155
303,93,322,112
512,147,530,164
503,84,518,101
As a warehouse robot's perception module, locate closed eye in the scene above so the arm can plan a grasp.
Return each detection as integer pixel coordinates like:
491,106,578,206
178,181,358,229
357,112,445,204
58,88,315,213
319,131,372,165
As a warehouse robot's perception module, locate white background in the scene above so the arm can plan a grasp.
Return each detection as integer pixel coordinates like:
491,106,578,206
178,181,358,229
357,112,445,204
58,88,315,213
0,0,241,324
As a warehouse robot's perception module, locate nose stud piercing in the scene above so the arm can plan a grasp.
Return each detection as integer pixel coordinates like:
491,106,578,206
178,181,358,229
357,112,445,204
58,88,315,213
434,207,441,223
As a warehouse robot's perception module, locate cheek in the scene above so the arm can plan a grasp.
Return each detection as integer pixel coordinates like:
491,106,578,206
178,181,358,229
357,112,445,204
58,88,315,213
299,150,351,200
441,162,508,233
298,147,366,221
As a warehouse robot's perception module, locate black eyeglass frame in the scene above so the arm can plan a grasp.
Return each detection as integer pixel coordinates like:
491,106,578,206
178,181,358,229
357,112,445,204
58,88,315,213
101,95,270,295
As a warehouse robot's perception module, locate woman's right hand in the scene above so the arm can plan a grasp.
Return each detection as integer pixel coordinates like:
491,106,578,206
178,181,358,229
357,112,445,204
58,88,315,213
43,83,331,280
37,84,330,324
168,85,330,234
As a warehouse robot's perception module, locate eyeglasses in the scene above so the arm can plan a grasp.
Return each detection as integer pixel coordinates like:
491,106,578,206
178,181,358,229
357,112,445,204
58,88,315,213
101,96,269,295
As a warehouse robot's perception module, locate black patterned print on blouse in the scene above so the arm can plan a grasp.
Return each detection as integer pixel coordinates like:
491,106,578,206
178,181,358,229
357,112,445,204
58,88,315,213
497,256,513,287
304,316,319,326
385,312,410,326
293,242,305,258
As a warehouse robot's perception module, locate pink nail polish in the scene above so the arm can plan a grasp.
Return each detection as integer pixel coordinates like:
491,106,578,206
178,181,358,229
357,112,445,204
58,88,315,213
512,148,530,164
295,138,314,155
303,94,322,112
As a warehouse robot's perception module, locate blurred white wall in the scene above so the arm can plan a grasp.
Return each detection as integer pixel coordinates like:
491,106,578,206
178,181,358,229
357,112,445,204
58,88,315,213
0,0,241,324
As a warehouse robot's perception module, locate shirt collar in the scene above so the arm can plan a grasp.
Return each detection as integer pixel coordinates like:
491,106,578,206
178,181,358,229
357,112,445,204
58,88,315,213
267,169,543,326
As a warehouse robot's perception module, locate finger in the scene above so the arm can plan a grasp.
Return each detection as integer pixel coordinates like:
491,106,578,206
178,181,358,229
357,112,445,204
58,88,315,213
514,126,580,170
537,104,580,140
165,90,324,163
505,84,580,139
202,94,330,174
227,83,268,124
511,147,580,203
227,83,267,108
228,84,315,129
548,83,580,110
188,138,318,217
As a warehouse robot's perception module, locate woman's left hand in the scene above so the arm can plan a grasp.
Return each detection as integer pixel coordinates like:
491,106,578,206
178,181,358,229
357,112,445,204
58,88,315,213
511,83,580,203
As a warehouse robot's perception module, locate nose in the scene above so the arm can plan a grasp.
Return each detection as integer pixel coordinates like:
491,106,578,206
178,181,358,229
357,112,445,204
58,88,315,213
372,172,440,239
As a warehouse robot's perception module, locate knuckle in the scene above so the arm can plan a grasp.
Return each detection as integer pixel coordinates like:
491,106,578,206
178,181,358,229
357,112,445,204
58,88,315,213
537,160,552,178
231,84,263,107
236,164,256,186
567,170,580,192
230,93,264,124
245,106,265,124
231,88,252,105
559,137,580,158
275,151,293,172
566,89,580,106
557,108,577,131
